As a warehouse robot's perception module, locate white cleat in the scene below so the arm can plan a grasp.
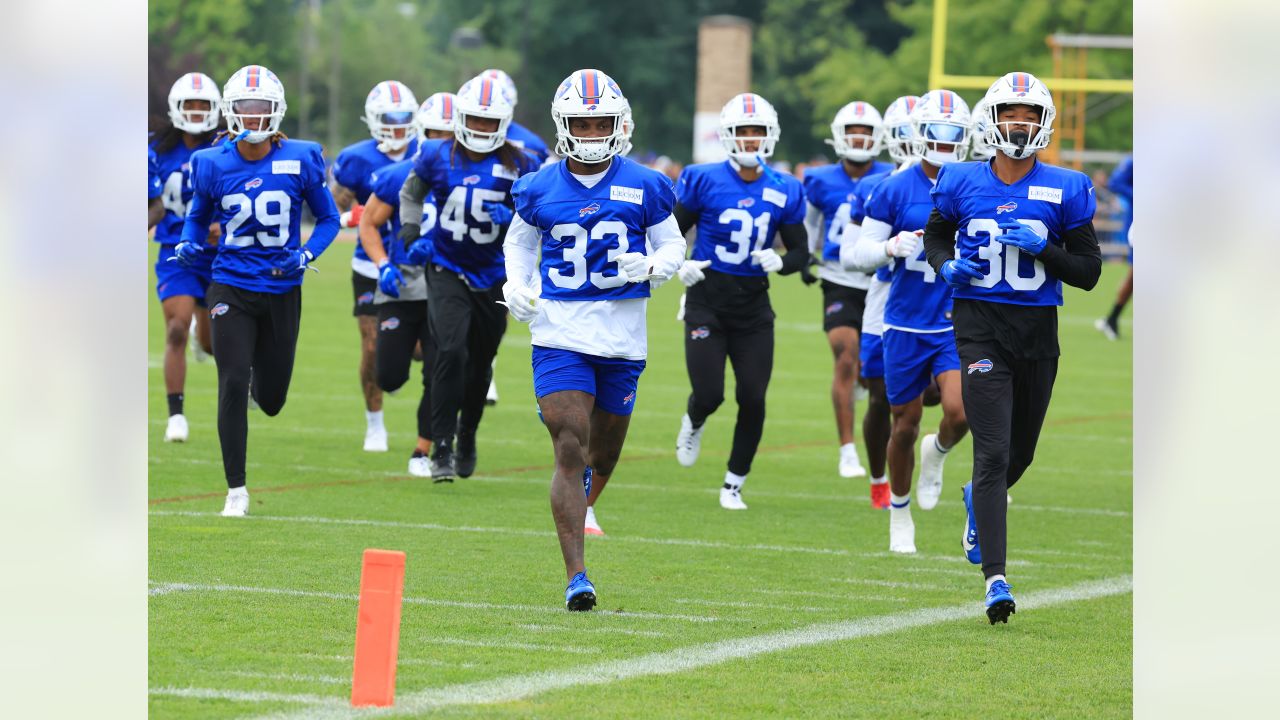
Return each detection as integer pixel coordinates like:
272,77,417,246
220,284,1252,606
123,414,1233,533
486,378,499,406
407,454,431,477
676,414,704,467
916,433,947,511
364,426,388,452
855,383,869,403
720,485,748,510
889,505,916,553
189,317,208,363
585,506,604,536
838,443,866,478
164,414,189,443
221,488,249,517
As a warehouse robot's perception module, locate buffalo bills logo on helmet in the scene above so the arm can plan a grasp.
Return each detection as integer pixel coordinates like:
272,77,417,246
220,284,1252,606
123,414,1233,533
967,359,994,375
210,303,229,318
825,302,844,316
380,317,400,331
737,198,755,208
586,104,598,111
245,178,263,191
357,291,374,306
622,390,635,406
579,202,601,217
690,326,710,340
996,202,1018,214
463,175,481,185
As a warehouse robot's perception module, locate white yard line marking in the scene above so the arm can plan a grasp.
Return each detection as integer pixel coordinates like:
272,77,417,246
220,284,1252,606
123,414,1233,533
147,580,733,624
416,637,600,654
749,588,911,603
148,686,338,705
835,578,950,591
515,623,670,638
243,575,1132,719
219,670,350,686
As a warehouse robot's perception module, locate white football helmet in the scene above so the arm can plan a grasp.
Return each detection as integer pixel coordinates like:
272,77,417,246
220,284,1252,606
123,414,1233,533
980,71,1056,160
827,101,883,162
969,100,996,162
881,95,921,164
363,80,418,153
551,69,630,164
477,68,518,106
620,110,635,157
453,75,514,153
910,89,971,166
719,93,780,168
222,65,286,144
168,72,221,134
416,92,457,139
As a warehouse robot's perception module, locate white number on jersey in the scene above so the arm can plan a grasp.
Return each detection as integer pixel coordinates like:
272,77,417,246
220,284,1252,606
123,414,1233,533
439,186,507,244
716,209,772,264
547,221,630,291
904,245,936,282
965,218,1048,291
161,171,186,216
222,190,291,247
826,202,852,246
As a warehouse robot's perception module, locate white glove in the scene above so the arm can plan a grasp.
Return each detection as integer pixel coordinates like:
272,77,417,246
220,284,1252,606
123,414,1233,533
677,259,712,287
616,251,651,282
501,281,540,323
885,230,922,258
750,248,784,273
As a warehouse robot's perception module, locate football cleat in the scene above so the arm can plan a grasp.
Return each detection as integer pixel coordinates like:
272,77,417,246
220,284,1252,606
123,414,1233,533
962,481,982,564
485,378,499,406
584,506,604,537
869,482,890,510
407,452,431,478
455,432,477,478
720,483,748,510
164,414,189,443
676,414,704,467
431,442,456,483
838,443,867,478
565,571,596,611
363,426,388,453
985,580,1016,624
889,500,916,553
221,488,249,517
1094,317,1119,341
916,434,946,510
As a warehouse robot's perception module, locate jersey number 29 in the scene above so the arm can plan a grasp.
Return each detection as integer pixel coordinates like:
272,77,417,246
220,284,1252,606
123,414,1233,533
222,191,291,247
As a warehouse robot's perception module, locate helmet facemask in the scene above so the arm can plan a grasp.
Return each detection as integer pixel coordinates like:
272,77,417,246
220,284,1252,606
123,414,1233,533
556,112,626,164
913,120,971,166
455,111,511,154
224,97,284,144
986,103,1054,160
720,123,779,168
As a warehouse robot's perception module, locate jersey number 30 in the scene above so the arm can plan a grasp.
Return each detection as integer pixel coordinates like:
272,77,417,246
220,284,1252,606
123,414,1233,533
966,218,1048,291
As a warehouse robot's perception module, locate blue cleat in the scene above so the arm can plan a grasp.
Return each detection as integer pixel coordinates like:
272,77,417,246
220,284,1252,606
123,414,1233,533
962,482,982,565
565,571,596,612
985,579,1016,624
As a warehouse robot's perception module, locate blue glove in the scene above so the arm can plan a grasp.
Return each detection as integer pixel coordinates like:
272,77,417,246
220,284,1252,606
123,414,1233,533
996,221,1047,255
939,258,984,288
405,238,433,265
378,262,404,298
169,241,204,266
483,201,513,226
273,248,316,278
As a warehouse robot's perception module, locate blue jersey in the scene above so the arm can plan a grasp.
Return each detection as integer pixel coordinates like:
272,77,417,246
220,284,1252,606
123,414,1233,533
184,139,341,293
333,138,419,265
150,135,216,245
676,161,806,277
370,159,440,266
148,148,162,199
865,163,950,332
412,138,539,289
932,160,1096,307
805,161,892,264
1108,155,1133,235
855,170,895,282
507,122,550,165
512,156,675,301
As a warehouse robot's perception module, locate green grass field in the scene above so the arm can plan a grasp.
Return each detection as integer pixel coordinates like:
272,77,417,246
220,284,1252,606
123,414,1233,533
149,235,1132,719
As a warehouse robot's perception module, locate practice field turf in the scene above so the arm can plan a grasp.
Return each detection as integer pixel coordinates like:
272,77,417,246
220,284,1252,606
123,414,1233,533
149,235,1132,719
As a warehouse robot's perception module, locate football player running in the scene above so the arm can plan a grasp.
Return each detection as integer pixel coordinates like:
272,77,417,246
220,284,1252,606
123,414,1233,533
923,72,1101,623
504,69,685,609
672,93,811,511
846,90,973,554
150,72,222,443
175,65,340,517
331,80,420,453
802,101,893,482
1096,154,1133,340
398,75,540,482
353,92,457,478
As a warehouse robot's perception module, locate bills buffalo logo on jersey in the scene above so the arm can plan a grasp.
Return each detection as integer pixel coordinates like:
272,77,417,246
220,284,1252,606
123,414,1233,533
622,390,635,406
579,202,601,217
463,175,481,186
245,177,264,191
380,317,400,331
690,326,710,340
967,359,994,375
996,202,1018,214
210,303,230,318
825,301,844,316
737,198,755,208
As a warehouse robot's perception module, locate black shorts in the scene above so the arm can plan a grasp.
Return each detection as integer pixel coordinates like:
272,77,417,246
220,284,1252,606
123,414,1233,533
821,280,866,332
352,271,378,317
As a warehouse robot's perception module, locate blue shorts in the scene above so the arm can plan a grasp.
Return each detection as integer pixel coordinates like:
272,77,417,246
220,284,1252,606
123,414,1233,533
882,329,960,406
155,244,213,304
532,346,646,416
859,332,884,379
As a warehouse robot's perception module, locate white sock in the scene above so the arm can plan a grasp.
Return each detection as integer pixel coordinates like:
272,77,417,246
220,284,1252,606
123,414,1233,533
840,442,857,453
366,410,384,430
228,486,248,498
985,574,1007,592
934,435,950,453
723,471,746,491
890,492,910,511
870,475,888,485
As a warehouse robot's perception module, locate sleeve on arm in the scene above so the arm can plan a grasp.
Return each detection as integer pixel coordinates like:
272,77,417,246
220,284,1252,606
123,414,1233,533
844,217,894,272
301,182,341,258
804,202,824,255
673,169,700,214
644,214,688,281
923,208,960,273
503,213,541,288
673,202,698,235
179,155,215,245
643,174,677,228
399,172,429,226
1037,217,1102,291
776,223,809,275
